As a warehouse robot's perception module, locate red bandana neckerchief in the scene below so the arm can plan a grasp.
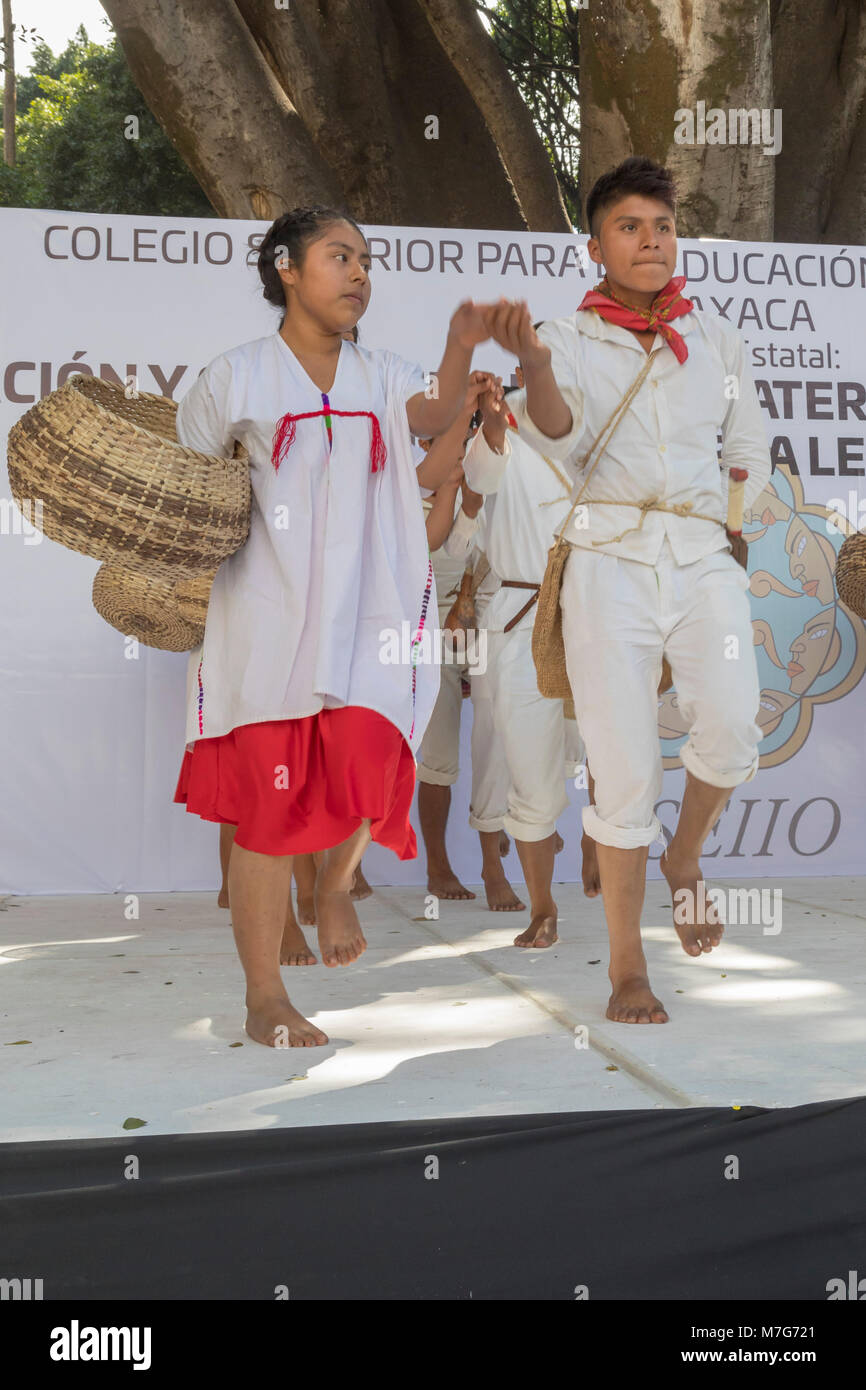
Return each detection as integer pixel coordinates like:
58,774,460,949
577,275,694,364
271,390,387,475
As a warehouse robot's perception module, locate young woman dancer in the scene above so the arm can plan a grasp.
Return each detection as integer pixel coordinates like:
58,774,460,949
173,205,499,1047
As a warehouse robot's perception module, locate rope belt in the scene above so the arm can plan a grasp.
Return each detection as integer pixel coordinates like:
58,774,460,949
501,579,541,632
567,497,725,549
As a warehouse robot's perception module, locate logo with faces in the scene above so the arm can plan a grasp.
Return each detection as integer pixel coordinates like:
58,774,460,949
658,464,866,768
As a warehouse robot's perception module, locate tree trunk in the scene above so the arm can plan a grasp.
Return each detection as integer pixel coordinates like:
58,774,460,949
416,0,570,229
772,0,866,243
578,0,774,240
2,0,15,168
100,0,547,228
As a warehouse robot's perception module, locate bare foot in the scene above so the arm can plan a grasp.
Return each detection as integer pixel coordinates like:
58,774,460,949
498,830,511,857
218,886,230,909
427,871,476,901
580,832,601,898
482,871,526,912
315,886,367,967
514,913,558,947
660,848,723,957
245,993,329,1047
350,865,373,901
607,972,669,1024
554,831,564,854
280,918,318,966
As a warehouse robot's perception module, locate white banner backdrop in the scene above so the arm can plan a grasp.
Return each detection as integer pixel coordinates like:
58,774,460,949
1,208,865,893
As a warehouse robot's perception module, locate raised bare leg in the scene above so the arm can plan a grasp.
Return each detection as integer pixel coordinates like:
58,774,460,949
229,842,328,1047
218,822,236,908
418,782,476,899
478,829,525,911
280,863,317,965
596,842,668,1024
661,771,730,956
316,821,372,967
293,852,321,925
512,833,558,947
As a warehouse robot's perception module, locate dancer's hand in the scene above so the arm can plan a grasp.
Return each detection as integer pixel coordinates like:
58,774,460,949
727,528,749,571
448,300,496,350
485,298,550,369
464,369,502,413
478,377,507,452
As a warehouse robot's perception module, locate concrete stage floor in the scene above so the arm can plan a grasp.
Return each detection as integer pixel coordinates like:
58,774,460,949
2,876,864,1141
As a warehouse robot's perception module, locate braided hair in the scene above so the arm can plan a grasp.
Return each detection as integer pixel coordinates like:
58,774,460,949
257,206,366,324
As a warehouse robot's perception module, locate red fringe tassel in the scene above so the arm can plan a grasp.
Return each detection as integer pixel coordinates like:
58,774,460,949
271,408,387,475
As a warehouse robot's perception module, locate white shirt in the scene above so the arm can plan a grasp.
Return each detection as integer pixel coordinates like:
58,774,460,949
175,331,437,752
463,424,573,632
509,307,772,565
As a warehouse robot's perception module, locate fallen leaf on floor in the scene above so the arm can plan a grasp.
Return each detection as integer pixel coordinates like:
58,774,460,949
675,989,684,994
721,973,727,978
588,959,601,965
229,1042,243,1048
452,1001,467,1006
605,1065,619,1072
5,1039,31,1045
122,1117,146,1130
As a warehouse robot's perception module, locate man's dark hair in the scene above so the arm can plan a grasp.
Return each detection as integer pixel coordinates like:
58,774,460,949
585,157,677,239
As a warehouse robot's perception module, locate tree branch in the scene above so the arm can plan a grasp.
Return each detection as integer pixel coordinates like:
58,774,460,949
418,0,571,229
99,0,340,218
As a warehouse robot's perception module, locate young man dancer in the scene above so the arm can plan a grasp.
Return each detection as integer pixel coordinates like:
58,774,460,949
465,367,600,949
486,157,770,1023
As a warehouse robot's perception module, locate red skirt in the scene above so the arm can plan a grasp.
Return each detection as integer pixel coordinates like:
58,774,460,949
173,706,417,859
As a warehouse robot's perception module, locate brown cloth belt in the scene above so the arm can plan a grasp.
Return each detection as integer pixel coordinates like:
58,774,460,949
501,579,541,633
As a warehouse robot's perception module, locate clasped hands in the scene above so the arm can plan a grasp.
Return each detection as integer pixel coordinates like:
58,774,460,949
450,297,546,450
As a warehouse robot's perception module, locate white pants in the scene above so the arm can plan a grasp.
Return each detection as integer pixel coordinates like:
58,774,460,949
484,625,581,843
560,539,761,850
416,645,509,833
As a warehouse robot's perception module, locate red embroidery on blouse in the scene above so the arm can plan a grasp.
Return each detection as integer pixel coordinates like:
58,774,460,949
271,403,387,475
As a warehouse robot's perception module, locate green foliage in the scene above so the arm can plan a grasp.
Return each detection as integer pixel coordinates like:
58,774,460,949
479,0,581,223
0,24,213,216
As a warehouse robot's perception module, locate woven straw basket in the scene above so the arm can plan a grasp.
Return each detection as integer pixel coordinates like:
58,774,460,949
835,531,866,619
7,374,250,579
92,564,218,652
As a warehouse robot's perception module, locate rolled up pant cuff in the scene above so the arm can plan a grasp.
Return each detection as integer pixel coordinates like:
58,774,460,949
469,812,506,833
416,765,458,787
679,741,759,788
582,803,661,850
503,813,557,843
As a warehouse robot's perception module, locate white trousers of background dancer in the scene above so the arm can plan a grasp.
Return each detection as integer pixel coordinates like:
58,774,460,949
560,537,760,849
417,497,509,833
463,426,582,844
